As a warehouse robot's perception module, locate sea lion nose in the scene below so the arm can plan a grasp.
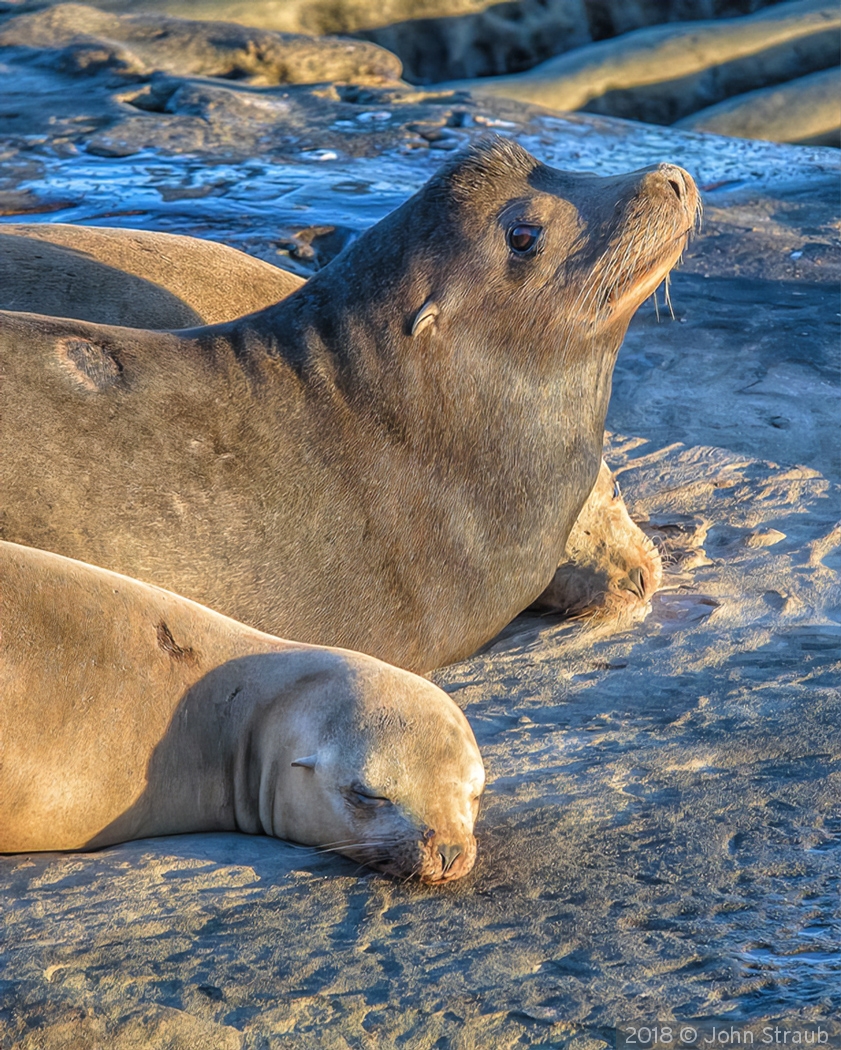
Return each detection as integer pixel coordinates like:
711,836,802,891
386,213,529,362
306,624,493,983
623,567,647,599
438,843,463,874
656,163,687,201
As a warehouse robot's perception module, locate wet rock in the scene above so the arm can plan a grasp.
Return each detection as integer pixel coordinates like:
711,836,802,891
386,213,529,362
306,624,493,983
4,0,836,145
47,0,790,83
42,0,597,81
276,223,356,269
583,0,775,39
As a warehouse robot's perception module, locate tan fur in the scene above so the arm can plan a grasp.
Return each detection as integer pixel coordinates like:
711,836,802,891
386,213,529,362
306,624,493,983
0,224,303,327
0,541,484,882
0,139,699,671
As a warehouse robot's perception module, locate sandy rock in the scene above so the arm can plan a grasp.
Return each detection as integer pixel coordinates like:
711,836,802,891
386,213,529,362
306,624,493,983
3,435,838,1046
676,66,840,146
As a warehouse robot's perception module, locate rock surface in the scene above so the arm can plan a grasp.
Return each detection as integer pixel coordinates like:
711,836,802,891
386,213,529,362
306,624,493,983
442,0,840,132
0,22,838,1049
3,0,837,144
4,0,794,82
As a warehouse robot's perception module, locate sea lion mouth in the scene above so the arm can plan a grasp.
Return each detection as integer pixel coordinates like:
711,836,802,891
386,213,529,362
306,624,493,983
597,225,696,314
339,832,477,883
578,164,701,320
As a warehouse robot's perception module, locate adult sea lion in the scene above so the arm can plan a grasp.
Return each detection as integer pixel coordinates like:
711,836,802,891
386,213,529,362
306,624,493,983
0,137,699,671
0,541,484,883
0,220,662,621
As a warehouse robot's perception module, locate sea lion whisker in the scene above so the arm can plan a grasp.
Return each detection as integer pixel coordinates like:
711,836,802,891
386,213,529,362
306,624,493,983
402,863,424,886
314,840,390,855
312,839,361,853
664,276,675,320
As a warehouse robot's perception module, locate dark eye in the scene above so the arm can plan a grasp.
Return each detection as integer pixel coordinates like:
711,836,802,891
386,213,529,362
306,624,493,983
507,223,542,255
612,478,622,500
350,787,390,808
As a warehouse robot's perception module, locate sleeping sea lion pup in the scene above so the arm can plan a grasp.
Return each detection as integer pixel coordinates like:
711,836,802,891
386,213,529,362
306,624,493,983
0,541,485,883
0,137,699,671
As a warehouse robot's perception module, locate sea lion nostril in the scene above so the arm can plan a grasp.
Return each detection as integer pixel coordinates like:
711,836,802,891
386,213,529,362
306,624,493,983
438,843,463,873
627,567,646,598
668,178,683,200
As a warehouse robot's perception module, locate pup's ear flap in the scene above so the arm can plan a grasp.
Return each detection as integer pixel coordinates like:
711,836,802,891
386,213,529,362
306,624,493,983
291,755,317,770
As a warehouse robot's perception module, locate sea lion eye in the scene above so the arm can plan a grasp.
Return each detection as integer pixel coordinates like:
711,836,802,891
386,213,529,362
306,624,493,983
612,478,621,500
350,787,390,808
507,223,541,255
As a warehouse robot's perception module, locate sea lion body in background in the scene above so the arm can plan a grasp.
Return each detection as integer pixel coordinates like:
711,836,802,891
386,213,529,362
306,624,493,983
0,541,484,883
0,224,304,327
0,138,698,671
0,220,662,620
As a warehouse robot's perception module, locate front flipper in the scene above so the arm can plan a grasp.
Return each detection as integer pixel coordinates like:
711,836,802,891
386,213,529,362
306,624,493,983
532,459,662,622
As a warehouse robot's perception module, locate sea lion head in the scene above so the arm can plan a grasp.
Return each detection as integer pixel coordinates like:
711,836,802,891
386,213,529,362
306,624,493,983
422,135,701,329
251,652,485,884
310,135,700,378
289,137,699,581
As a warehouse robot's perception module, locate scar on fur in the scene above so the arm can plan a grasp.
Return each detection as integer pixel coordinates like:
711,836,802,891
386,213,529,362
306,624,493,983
55,337,122,391
156,621,196,663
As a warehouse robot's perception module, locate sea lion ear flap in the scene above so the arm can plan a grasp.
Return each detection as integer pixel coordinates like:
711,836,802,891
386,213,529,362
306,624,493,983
410,299,439,337
291,754,318,770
